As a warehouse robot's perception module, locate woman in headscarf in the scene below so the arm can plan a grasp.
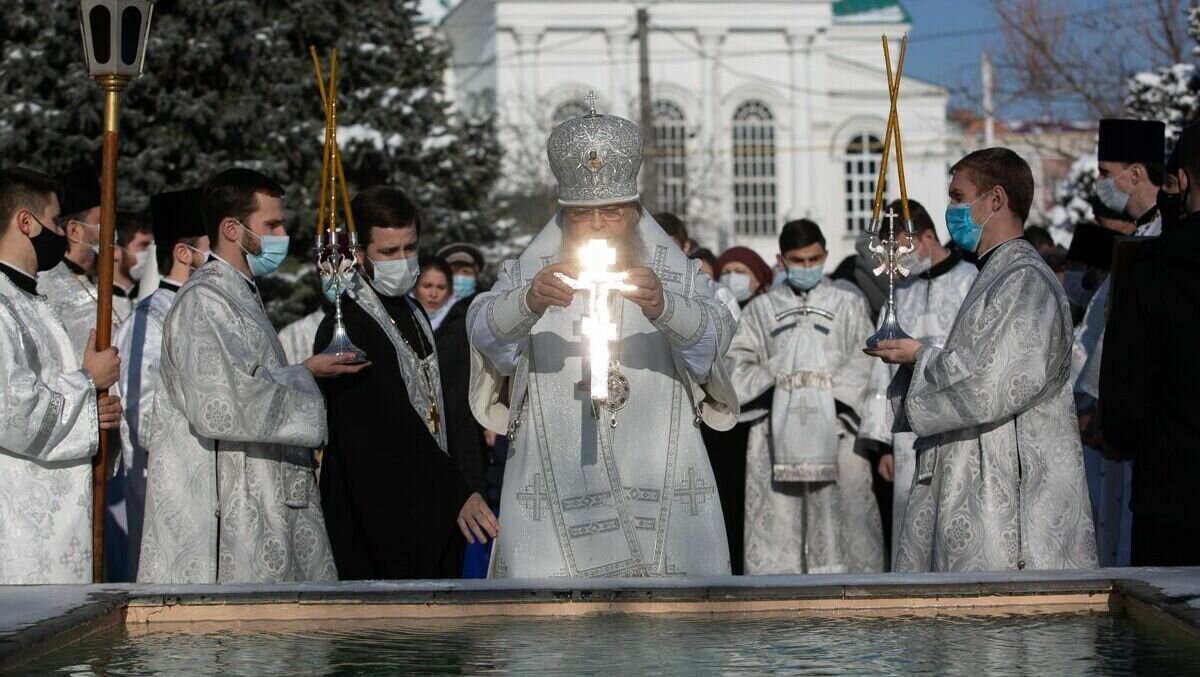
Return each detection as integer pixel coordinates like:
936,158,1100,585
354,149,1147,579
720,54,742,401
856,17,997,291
704,246,773,574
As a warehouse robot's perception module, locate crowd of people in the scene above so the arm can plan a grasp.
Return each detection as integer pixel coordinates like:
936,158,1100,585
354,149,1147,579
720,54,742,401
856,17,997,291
0,106,1195,585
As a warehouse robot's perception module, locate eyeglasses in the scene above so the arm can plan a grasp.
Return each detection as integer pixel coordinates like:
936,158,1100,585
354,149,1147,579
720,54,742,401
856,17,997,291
563,206,628,224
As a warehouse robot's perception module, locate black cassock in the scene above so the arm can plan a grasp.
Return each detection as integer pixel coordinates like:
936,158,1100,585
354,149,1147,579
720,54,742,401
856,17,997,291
315,292,471,579
434,293,489,497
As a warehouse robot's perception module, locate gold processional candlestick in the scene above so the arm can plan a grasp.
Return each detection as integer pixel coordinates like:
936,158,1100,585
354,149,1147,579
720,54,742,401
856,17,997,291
866,33,916,350
311,46,367,363
557,239,634,428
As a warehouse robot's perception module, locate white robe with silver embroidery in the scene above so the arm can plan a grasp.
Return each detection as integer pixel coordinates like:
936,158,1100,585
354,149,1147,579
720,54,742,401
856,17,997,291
469,213,738,578
36,261,120,361
138,258,336,584
0,270,98,584
731,280,884,574
894,239,1097,572
860,258,976,566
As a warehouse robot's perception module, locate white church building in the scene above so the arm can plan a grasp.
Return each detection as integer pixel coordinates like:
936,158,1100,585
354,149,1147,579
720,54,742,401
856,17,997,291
442,0,952,266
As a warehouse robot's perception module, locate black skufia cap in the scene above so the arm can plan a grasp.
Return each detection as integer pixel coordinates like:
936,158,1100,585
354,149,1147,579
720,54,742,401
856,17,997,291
1098,119,1166,165
150,188,205,249
1066,222,1117,270
55,165,101,217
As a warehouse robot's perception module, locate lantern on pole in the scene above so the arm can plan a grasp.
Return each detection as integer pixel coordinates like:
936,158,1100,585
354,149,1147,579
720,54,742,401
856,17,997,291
78,0,154,583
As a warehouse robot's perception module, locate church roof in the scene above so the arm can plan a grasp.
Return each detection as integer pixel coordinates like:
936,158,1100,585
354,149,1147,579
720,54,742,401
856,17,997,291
833,0,911,23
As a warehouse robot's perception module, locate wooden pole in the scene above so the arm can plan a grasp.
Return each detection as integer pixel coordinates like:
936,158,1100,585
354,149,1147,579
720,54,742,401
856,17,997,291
92,75,127,583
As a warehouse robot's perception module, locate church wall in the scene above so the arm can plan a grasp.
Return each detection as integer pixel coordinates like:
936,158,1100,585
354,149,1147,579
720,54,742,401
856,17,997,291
442,1,951,268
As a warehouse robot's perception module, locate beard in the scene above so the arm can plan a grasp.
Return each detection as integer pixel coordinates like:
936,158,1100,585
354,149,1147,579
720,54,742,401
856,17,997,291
560,215,647,271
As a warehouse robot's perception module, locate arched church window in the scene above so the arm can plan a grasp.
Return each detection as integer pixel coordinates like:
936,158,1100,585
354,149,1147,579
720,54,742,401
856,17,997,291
844,133,885,233
653,100,688,216
732,100,777,236
551,99,590,126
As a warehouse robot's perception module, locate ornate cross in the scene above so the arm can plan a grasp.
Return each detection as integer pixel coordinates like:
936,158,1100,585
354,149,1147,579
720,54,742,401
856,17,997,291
560,239,634,404
674,467,715,516
584,90,599,116
517,473,550,521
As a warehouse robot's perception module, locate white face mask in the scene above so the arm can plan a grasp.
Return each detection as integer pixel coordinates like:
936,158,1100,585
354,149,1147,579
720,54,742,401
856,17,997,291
719,271,754,302
370,255,420,297
129,248,151,281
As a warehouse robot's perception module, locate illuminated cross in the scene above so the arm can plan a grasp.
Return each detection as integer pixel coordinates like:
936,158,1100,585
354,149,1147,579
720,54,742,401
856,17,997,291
584,90,599,116
560,238,634,404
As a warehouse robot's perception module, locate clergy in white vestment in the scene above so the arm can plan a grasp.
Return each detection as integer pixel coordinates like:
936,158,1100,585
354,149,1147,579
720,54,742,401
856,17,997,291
0,168,123,584
111,187,210,581
859,199,976,568
868,148,1098,572
730,219,884,575
37,166,121,359
468,103,739,578
138,168,365,584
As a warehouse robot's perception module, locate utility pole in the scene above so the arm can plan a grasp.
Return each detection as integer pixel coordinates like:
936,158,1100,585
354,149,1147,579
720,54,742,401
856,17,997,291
637,6,657,212
981,51,995,148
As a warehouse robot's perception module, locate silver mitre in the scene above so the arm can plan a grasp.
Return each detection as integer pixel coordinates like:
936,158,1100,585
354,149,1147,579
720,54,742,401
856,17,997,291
547,92,642,207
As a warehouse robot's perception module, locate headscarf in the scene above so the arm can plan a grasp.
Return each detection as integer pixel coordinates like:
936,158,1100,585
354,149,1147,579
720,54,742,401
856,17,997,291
714,246,773,296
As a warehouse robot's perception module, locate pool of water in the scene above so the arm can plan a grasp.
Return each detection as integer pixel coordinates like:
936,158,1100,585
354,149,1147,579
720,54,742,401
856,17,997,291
11,611,1200,676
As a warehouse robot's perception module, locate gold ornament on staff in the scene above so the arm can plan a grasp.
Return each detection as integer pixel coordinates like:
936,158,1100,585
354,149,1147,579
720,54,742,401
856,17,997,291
78,0,155,583
310,46,367,363
865,33,916,350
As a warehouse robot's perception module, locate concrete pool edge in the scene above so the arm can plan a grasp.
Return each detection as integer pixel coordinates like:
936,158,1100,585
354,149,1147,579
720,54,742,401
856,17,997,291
2,568,1197,669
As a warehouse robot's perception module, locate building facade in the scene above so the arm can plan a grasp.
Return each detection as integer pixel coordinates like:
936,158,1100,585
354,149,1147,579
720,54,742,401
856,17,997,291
443,0,951,266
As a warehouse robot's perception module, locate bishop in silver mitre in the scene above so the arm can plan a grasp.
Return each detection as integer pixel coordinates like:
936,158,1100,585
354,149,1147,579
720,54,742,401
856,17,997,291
468,96,739,577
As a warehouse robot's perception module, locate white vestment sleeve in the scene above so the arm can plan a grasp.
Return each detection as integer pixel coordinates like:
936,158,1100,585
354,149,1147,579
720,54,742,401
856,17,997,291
165,285,325,448
651,289,718,380
0,307,97,463
727,299,776,406
468,262,536,376
905,266,1069,437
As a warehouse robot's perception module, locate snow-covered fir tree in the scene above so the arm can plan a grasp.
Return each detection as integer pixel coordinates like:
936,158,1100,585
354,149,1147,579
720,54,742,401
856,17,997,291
1125,4,1200,144
0,0,501,326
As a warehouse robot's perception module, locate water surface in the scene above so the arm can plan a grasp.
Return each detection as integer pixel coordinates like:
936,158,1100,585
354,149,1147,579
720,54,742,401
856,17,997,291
13,611,1200,676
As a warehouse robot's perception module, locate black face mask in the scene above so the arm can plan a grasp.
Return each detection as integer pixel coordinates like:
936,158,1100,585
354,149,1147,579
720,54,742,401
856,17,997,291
29,215,68,271
1157,189,1182,234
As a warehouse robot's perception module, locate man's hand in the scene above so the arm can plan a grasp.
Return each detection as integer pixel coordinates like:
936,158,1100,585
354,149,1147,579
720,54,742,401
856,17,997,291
303,353,371,378
82,329,120,390
457,492,499,544
865,338,921,365
98,395,122,431
877,453,895,482
622,267,665,320
526,262,578,315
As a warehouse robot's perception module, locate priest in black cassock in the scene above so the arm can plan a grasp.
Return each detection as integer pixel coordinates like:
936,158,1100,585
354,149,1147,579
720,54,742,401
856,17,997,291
315,186,498,579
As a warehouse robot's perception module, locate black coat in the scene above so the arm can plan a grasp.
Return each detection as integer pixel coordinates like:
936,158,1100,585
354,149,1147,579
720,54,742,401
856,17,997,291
434,294,489,496
1100,213,1200,528
315,293,471,579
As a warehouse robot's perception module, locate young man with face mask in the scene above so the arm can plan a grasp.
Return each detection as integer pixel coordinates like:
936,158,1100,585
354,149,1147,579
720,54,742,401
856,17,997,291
1100,123,1200,566
111,209,154,322
36,165,121,360
858,199,976,568
867,148,1098,572
138,168,365,584
314,186,497,579
0,167,123,583
1069,120,1166,566
729,219,883,574
107,188,210,581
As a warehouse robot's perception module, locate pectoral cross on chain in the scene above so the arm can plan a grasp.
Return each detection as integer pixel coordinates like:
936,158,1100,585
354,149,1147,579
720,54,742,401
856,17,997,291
561,239,634,406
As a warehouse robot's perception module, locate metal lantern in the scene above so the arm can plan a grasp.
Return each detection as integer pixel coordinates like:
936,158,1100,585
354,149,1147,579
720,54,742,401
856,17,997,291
79,0,154,80
78,0,154,584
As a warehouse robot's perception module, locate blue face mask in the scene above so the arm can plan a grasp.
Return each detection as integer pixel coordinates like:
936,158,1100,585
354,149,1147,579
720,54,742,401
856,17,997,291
236,221,289,278
945,192,994,253
786,265,823,291
452,274,477,298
